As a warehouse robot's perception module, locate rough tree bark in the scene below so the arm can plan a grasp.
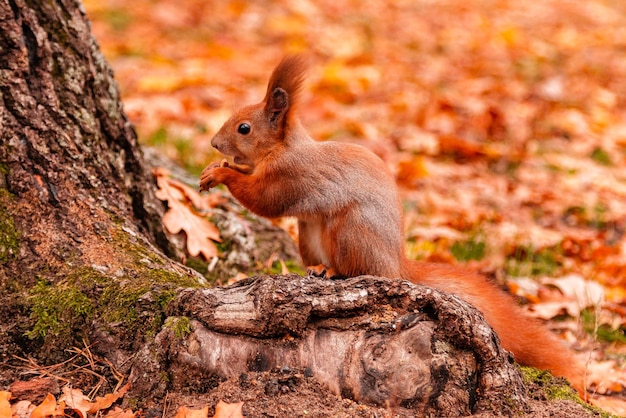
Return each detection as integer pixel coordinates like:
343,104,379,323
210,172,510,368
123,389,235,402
0,0,199,363
140,275,529,417
0,1,589,417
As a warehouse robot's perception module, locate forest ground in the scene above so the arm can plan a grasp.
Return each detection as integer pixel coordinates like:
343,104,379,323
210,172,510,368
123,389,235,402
10,0,624,416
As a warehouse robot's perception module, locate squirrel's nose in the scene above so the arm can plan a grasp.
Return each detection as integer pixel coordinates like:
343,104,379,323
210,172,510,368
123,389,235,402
211,137,219,150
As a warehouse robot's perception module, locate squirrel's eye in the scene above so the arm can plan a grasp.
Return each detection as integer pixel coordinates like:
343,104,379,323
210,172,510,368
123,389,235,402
237,123,251,135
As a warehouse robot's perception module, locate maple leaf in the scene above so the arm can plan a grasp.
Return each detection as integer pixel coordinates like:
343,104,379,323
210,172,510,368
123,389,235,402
154,168,221,260
212,400,244,418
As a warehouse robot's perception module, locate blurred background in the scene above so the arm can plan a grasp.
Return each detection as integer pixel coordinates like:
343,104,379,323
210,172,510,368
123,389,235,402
83,0,626,401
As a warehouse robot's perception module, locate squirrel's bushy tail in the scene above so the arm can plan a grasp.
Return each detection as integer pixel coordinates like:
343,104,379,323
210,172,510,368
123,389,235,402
403,260,585,397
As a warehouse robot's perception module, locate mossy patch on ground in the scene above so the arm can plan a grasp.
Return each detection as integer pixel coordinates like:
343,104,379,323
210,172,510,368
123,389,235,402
520,366,619,418
520,366,580,402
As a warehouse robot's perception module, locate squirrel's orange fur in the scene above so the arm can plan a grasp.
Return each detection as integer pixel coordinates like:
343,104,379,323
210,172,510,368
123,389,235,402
200,56,585,396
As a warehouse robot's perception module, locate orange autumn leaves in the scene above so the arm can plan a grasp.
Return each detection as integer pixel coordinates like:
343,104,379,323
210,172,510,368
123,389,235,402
0,384,131,418
85,0,626,292
84,0,626,413
154,168,222,260
175,401,244,418
0,386,244,418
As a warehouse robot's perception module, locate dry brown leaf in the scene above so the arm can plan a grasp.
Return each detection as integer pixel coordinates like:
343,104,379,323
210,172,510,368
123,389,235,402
523,275,605,320
174,405,209,418
212,400,244,418
590,395,626,417
162,204,221,259
154,168,221,259
59,385,94,418
177,178,225,211
154,167,225,211
0,391,12,418
507,277,541,304
11,399,35,418
438,134,486,159
87,383,130,413
396,157,428,188
545,275,605,310
585,359,626,395
103,406,138,417
30,393,60,418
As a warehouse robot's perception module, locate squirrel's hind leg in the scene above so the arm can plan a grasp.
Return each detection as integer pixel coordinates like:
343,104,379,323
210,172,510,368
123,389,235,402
306,264,345,280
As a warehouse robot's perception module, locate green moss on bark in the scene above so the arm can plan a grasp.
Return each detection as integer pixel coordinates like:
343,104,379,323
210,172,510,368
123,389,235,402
25,225,203,349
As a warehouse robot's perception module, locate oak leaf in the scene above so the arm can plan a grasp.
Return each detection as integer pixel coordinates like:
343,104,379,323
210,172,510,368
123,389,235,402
154,168,221,260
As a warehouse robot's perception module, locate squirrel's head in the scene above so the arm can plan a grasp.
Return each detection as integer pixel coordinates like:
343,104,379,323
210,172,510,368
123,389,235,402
211,55,307,170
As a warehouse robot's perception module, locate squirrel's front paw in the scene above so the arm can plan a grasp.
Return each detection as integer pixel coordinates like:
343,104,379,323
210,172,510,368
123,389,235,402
199,162,224,191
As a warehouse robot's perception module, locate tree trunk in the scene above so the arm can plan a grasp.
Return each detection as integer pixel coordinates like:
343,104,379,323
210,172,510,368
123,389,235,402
0,0,199,363
0,1,589,417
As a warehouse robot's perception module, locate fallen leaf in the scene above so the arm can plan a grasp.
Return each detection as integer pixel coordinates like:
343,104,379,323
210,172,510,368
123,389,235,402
174,405,209,418
585,359,626,395
438,134,488,159
88,383,131,413
590,395,626,417
30,393,60,418
103,406,138,417
0,391,12,418
545,275,605,310
396,157,428,188
154,168,221,259
59,385,94,418
11,399,35,418
154,167,225,211
507,277,541,304
523,275,605,320
212,400,244,418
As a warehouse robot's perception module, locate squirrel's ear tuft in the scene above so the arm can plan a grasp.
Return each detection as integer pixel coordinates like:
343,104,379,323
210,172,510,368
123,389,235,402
266,87,289,128
263,55,307,123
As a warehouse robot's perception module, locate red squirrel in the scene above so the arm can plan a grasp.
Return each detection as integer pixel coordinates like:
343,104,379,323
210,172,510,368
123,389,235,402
199,56,585,396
